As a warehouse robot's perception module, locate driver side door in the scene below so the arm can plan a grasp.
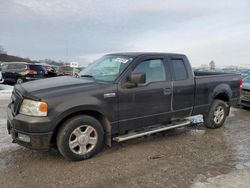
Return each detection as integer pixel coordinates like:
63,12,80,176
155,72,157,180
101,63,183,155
117,56,172,132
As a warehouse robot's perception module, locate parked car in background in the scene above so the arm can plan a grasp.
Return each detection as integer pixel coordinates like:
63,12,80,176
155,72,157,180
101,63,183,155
1,62,46,85
58,66,73,76
240,75,250,107
240,69,250,79
0,70,4,84
40,64,58,77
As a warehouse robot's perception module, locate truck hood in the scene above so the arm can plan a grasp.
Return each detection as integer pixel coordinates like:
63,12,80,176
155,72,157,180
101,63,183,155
15,76,102,99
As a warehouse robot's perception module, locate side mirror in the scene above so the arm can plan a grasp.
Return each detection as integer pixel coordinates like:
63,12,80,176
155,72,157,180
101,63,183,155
130,72,146,84
124,72,146,88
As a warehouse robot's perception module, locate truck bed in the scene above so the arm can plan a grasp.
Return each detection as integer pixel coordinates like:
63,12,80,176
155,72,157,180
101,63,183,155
194,71,237,77
192,71,241,115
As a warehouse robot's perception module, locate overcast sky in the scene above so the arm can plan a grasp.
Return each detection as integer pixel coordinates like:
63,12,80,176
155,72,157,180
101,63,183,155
0,0,250,66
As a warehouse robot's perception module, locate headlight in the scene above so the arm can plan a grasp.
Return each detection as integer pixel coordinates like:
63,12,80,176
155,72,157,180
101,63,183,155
19,99,48,117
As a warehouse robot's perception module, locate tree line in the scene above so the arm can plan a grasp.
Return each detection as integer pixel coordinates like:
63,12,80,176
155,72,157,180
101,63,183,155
0,45,65,66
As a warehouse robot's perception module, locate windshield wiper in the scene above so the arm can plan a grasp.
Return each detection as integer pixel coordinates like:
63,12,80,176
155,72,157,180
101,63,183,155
79,74,95,80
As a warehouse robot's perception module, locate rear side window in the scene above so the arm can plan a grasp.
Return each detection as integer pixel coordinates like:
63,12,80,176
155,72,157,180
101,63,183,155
5,64,17,70
2,63,27,70
29,65,44,71
1,64,9,71
14,64,27,70
171,59,188,80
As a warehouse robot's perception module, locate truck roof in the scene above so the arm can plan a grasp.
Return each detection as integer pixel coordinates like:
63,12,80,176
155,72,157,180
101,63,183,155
106,52,186,58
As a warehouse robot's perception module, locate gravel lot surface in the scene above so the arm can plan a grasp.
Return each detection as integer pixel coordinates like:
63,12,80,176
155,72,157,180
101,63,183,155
0,93,250,188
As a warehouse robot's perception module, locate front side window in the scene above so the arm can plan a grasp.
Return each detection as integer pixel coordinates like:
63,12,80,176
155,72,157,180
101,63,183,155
79,55,133,81
132,59,166,83
14,64,27,70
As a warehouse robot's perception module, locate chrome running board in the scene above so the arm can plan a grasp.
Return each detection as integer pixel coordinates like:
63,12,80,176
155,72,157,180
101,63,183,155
113,120,190,142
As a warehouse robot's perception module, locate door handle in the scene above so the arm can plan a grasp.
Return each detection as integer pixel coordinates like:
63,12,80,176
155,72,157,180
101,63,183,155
163,87,171,95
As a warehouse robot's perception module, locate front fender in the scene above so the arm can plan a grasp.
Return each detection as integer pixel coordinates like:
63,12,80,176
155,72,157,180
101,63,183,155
50,93,117,128
54,104,113,125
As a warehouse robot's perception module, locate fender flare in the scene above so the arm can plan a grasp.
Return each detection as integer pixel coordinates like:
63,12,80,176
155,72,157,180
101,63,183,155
210,84,232,103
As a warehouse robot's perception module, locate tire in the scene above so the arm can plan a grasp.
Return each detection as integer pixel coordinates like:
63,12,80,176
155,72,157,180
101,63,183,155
16,78,23,84
57,115,104,161
204,99,228,129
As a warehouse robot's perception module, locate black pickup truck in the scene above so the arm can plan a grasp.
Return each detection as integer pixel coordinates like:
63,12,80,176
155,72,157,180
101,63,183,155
7,53,241,161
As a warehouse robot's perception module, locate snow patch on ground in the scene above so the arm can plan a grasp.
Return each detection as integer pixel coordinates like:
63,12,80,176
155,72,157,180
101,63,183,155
0,84,13,100
191,169,250,188
0,84,13,92
0,93,12,100
186,115,204,124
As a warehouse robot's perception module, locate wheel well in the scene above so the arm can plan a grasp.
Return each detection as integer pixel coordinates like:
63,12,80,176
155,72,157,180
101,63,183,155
51,110,112,147
214,92,229,102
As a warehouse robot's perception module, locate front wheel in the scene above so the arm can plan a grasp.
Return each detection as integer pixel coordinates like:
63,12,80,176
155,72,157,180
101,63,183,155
204,100,228,129
57,115,104,161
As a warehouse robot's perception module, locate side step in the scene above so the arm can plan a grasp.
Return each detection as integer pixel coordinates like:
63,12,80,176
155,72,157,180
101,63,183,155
113,120,190,142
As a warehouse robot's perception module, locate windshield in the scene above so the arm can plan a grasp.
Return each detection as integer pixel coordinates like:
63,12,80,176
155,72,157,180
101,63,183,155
79,55,133,81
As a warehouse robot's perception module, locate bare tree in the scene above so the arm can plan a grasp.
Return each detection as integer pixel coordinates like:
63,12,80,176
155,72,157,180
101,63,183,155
0,45,7,54
209,60,215,71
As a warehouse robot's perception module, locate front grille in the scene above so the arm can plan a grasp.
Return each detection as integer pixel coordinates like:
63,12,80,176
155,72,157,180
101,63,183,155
241,99,250,106
10,88,23,116
241,89,250,100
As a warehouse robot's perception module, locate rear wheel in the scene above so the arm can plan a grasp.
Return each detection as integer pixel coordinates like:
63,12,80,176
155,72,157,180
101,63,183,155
204,99,228,129
57,115,104,161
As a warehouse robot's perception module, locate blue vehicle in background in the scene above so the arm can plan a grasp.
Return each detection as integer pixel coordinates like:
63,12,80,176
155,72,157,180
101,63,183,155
240,75,250,107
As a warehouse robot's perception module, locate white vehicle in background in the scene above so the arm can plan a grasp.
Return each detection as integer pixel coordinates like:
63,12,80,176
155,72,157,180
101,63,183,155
0,70,4,84
0,62,3,83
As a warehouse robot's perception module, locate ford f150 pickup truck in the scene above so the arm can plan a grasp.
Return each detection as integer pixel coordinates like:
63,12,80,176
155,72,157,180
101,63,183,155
7,53,241,161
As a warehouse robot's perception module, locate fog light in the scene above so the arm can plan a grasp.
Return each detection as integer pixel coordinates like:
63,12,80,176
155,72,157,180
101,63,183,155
18,133,30,143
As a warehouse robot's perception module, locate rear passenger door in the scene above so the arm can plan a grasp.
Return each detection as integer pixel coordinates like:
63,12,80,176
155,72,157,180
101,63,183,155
168,55,195,118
